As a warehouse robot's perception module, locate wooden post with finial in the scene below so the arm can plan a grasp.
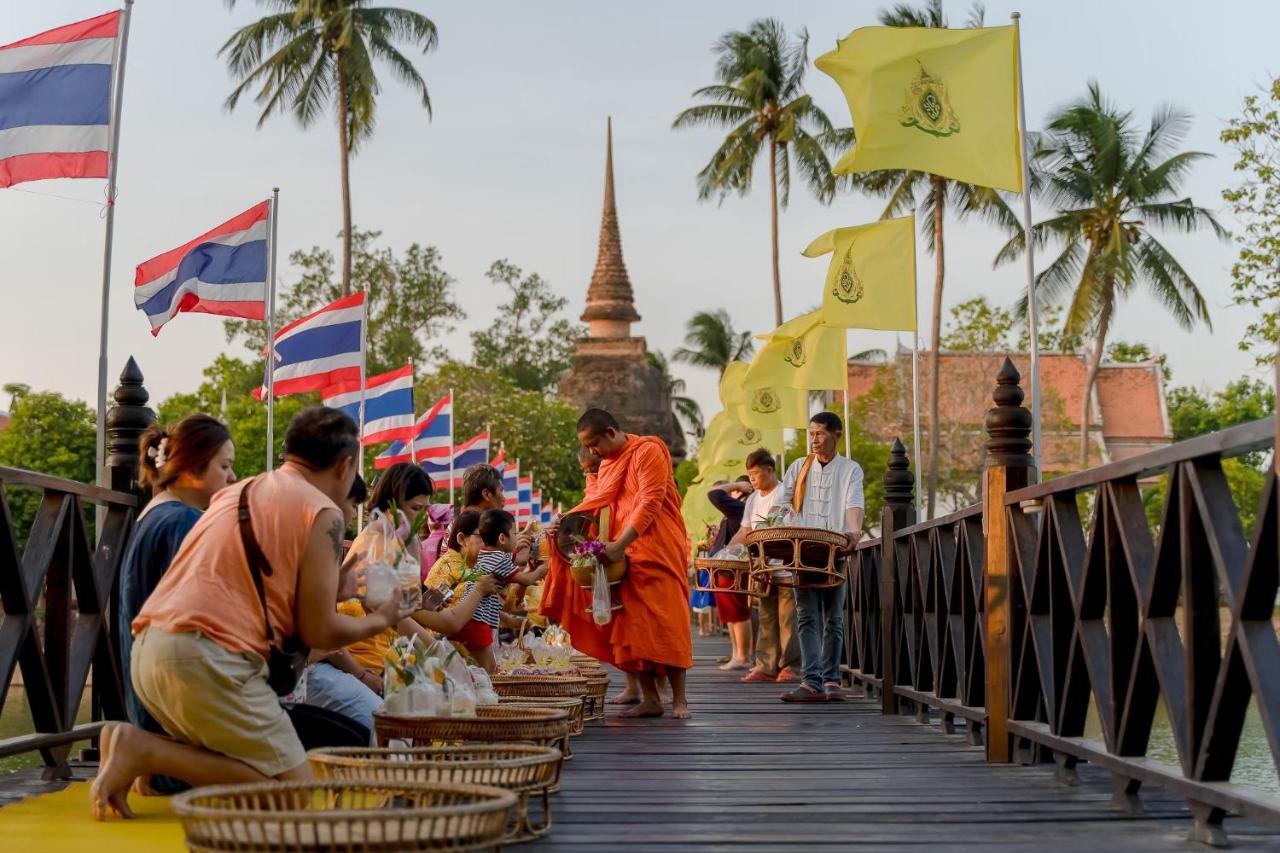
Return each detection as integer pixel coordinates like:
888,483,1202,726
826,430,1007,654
105,356,155,502
879,437,916,714
983,357,1034,762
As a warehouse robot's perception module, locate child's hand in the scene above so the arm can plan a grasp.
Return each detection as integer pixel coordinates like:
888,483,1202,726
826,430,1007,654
474,574,500,597
513,542,532,566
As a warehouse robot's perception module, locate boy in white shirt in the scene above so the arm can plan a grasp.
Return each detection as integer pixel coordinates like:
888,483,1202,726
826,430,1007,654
733,448,801,683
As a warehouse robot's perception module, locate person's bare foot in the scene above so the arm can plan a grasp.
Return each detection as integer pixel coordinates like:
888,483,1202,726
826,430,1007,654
607,689,641,705
671,701,693,720
91,723,138,820
619,699,664,718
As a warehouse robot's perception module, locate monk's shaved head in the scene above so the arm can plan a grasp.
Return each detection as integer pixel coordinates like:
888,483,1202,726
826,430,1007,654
576,408,619,435
577,408,627,459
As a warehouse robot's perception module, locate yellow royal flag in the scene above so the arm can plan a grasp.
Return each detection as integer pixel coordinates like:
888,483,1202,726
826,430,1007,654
699,410,779,470
718,360,810,430
805,215,917,332
743,310,848,392
816,25,1022,192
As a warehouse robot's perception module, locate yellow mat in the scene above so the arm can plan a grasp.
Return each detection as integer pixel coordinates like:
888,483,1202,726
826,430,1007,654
0,780,184,850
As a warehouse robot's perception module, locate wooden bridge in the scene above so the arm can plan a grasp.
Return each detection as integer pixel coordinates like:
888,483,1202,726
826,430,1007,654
1,357,1278,849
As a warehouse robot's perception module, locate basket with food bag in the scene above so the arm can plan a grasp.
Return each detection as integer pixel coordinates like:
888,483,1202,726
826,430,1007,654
172,779,515,852
693,542,760,596
744,525,850,589
380,635,499,718
496,696,583,759
309,745,561,843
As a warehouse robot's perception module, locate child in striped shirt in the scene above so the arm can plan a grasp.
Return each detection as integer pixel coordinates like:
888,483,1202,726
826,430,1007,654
456,509,546,672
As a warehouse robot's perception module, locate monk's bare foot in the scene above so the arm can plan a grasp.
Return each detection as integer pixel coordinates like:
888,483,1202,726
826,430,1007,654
607,689,641,705
671,701,693,720
619,699,664,718
91,723,139,820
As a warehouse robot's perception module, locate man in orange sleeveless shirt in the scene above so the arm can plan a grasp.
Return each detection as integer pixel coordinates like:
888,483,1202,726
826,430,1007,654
543,409,693,719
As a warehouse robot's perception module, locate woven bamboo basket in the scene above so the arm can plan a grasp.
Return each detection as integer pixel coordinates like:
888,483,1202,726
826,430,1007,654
569,654,599,669
308,746,561,844
373,706,572,753
580,673,610,722
497,697,581,762
692,557,759,596
489,674,588,700
172,779,515,853
498,696,585,736
744,526,849,589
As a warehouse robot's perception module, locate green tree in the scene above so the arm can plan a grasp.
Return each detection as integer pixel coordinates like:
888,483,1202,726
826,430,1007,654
470,260,583,392
674,458,700,498
417,363,583,508
672,309,754,376
1167,378,1274,442
158,355,313,479
673,19,849,326
226,229,464,375
221,1,438,294
852,0,1019,517
941,297,1016,351
1106,340,1171,381
3,383,30,410
1221,76,1280,364
997,82,1225,467
0,391,96,543
648,351,703,438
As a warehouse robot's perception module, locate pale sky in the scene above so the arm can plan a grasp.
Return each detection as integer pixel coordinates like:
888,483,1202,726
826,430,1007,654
2,0,1277,424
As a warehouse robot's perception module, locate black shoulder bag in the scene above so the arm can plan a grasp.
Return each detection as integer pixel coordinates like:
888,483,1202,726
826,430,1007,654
237,479,310,696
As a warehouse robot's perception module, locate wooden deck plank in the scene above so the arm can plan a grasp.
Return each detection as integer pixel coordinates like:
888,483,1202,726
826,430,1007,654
528,636,1280,850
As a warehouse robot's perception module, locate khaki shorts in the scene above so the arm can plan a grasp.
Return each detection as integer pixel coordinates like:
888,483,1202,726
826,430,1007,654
131,627,306,777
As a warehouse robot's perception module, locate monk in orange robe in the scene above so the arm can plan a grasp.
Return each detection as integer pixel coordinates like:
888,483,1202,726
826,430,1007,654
542,408,693,718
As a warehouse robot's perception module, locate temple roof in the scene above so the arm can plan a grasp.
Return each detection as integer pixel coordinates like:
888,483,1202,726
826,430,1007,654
581,117,641,326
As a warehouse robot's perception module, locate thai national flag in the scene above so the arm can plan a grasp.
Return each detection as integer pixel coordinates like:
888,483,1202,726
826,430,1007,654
541,505,553,525
490,449,506,474
502,462,519,512
419,431,489,491
256,292,364,399
372,394,454,469
133,201,269,335
531,490,542,521
518,475,533,520
0,11,121,188
322,363,414,446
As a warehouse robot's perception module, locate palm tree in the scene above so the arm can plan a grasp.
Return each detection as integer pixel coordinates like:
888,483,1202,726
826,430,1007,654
648,351,704,438
673,19,850,326
849,0,1018,518
673,309,755,377
3,382,29,411
996,82,1223,466
221,0,438,295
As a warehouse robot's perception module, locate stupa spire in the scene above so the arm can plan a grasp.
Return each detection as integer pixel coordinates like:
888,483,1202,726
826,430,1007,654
581,117,641,336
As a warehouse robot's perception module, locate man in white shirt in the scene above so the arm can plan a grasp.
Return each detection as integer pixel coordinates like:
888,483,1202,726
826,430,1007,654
732,448,801,683
774,412,865,702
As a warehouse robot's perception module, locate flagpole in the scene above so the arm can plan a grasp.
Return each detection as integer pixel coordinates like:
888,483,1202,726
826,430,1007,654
265,187,279,471
1012,11,1041,479
357,294,369,527
407,359,417,465
911,333,924,518
94,0,134,505
485,423,491,463
842,332,852,459
447,387,455,505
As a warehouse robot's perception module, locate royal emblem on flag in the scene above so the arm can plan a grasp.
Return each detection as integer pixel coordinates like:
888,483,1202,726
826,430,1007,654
739,427,761,445
833,244,865,305
784,338,807,368
750,389,780,416
899,64,960,138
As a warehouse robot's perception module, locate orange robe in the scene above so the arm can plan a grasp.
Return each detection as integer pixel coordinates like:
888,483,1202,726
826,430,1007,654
541,435,693,671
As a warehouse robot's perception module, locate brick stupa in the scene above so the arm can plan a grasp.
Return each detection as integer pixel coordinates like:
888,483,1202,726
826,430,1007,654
558,119,685,462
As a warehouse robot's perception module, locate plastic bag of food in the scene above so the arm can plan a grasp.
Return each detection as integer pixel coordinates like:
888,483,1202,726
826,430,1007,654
356,509,402,611
714,544,749,561
591,561,612,625
469,666,500,705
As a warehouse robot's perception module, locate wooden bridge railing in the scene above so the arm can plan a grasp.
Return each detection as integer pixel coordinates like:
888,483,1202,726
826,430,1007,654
0,358,153,777
846,357,1280,845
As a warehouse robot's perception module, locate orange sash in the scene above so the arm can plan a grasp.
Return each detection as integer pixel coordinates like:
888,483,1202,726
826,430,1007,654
791,454,817,514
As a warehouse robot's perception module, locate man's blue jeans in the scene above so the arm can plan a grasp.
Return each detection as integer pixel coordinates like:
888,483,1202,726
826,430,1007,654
794,582,847,691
